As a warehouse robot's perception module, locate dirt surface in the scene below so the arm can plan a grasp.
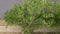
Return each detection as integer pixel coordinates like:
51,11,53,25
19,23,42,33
0,18,60,34
0,20,6,26
0,32,58,34
0,20,60,32
0,32,20,34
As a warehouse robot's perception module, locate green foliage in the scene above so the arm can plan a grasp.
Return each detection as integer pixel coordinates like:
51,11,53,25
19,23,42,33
55,32,60,34
4,0,60,34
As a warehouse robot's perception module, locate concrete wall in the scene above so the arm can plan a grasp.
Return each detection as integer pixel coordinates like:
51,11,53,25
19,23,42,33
0,0,22,18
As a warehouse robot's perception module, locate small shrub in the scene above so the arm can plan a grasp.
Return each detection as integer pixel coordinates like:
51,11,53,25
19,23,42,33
4,0,60,34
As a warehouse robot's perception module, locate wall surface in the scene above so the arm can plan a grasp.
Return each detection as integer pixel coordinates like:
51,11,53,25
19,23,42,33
0,0,22,18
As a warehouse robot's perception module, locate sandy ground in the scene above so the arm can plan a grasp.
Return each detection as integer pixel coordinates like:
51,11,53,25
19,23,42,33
0,32,20,34
0,20,21,32
0,20,6,26
0,20,60,34
0,20,21,34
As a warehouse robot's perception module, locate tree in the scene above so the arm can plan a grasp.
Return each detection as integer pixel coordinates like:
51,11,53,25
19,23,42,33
4,0,60,34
